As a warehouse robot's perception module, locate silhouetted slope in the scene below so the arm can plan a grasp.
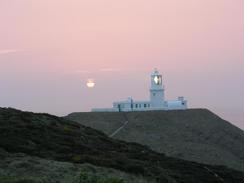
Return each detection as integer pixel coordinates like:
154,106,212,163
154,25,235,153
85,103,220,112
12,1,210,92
66,109,244,171
1,107,244,183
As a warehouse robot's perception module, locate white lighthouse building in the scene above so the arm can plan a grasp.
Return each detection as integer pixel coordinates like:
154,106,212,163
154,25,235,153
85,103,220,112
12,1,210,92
92,69,187,112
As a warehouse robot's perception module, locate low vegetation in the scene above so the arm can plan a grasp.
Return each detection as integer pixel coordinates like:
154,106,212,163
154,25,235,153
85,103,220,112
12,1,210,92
0,174,125,183
1,108,244,183
0,176,42,183
75,171,125,183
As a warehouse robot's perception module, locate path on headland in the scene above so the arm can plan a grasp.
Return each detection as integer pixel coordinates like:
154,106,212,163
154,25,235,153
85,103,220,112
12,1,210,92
109,113,129,138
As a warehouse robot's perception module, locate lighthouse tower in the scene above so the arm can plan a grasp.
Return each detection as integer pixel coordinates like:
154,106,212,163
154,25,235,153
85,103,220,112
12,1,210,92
150,69,165,108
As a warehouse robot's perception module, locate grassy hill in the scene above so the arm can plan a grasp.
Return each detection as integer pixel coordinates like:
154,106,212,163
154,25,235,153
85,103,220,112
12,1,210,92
66,109,244,171
1,107,244,182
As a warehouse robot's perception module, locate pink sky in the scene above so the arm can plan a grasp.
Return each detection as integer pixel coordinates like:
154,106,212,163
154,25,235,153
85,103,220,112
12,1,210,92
0,0,244,129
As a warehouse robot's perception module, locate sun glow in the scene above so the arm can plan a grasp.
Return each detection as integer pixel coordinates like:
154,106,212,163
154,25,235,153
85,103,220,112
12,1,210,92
86,79,95,88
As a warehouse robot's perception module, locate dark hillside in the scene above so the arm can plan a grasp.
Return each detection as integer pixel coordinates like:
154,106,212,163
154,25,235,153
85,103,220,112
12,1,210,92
1,108,244,183
66,109,244,171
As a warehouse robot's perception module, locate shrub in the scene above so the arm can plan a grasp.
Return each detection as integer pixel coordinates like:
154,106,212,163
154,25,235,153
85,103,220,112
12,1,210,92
63,126,72,133
75,171,125,183
72,155,82,162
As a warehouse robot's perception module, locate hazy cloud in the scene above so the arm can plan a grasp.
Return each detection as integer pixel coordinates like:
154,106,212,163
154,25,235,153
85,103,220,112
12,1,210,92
74,70,91,74
74,68,123,74
99,68,149,72
0,49,24,55
99,68,123,72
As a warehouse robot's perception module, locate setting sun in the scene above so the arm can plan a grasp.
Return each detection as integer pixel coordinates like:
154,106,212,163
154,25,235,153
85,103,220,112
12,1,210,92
86,79,95,88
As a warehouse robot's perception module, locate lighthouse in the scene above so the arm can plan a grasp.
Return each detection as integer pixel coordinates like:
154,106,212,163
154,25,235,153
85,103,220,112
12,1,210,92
150,69,165,108
92,69,187,112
